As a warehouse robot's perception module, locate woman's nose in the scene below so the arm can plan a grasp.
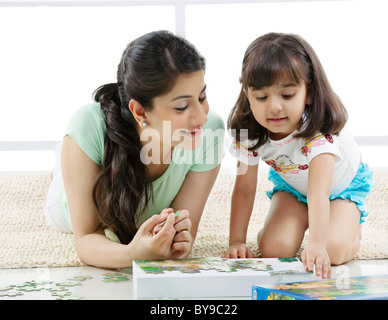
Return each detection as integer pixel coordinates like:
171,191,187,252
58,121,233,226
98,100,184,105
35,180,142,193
190,101,208,127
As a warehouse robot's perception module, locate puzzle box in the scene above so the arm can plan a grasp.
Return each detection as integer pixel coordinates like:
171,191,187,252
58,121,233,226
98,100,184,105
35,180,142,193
252,274,388,300
133,257,314,299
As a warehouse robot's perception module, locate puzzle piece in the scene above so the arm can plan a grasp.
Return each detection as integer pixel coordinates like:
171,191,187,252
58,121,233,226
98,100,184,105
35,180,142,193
55,281,82,287
278,257,298,263
101,272,130,282
0,290,23,297
55,295,83,300
67,276,93,281
0,286,12,292
270,270,312,276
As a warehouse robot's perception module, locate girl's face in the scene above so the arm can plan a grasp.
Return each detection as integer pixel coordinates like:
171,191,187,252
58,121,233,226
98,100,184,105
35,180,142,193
244,81,308,140
143,70,209,152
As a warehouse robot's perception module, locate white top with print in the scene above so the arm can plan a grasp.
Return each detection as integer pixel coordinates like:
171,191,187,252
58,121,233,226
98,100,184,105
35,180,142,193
229,126,360,196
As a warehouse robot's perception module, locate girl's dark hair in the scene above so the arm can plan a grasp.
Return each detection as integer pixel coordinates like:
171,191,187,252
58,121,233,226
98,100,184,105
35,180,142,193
228,32,348,149
92,30,206,244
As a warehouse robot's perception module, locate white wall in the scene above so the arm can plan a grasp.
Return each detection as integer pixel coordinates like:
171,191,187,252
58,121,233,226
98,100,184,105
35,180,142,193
186,0,388,170
0,0,386,171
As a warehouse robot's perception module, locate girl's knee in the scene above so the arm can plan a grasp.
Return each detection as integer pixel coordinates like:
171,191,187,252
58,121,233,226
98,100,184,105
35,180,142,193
327,246,349,266
258,232,300,258
327,235,361,266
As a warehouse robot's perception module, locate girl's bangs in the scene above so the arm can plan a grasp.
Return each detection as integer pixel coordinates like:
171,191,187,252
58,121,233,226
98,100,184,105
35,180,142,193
245,49,302,89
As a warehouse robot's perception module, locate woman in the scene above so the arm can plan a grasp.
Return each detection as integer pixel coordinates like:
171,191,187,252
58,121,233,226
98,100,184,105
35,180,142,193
45,30,225,268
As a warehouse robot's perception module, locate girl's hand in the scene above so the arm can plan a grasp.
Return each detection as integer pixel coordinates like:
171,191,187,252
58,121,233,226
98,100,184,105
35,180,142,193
222,243,255,259
130,208,176,260
301,241,331,279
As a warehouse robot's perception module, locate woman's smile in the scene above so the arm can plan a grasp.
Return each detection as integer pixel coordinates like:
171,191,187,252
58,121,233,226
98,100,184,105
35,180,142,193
180,126,202,137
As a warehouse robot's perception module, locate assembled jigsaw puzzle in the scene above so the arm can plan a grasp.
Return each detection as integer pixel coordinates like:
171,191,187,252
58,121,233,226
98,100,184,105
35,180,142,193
133,257,315,299
135,257,273,274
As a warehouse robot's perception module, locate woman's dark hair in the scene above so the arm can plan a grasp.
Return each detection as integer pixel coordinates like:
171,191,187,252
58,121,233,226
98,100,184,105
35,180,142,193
228,32,348,149
92,30,206,244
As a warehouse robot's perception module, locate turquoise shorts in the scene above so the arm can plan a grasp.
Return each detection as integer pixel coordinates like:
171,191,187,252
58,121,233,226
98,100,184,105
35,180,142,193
266,162,375,224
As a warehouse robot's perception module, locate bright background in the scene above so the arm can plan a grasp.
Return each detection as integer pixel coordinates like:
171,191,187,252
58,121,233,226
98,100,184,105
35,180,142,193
0,0,387,171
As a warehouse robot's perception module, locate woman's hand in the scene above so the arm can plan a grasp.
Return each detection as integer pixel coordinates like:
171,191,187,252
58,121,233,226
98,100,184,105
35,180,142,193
301,241,331,279
153,209,193,259
170,209,193,259
129,208,177,260
222,243,254,259
130,208,193,260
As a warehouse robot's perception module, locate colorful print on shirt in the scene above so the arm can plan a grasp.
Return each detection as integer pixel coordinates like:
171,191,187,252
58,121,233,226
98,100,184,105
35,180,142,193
265,157,308,174
301,133,334,156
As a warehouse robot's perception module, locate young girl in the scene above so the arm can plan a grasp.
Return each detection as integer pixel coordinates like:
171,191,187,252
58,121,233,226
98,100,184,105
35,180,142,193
45,30,225,269
224,33,374,279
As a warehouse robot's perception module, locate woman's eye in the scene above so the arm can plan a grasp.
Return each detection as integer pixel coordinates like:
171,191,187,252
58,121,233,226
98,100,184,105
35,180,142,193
175,105,188,111
199,95,207,103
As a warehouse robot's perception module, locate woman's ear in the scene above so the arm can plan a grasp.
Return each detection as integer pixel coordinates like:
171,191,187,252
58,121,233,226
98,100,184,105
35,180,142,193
129,99,148,127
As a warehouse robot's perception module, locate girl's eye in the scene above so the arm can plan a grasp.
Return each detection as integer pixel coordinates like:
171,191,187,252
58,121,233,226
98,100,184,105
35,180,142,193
282,93,295,99
256,96,267,101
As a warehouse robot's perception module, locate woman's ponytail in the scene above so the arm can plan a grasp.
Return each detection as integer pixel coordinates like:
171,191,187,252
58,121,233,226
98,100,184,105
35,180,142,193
92,82,151,244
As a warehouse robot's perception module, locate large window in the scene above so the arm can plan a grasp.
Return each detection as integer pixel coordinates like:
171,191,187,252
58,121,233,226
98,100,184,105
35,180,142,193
0,4,175,170
186,0,387,169
0,0,386,171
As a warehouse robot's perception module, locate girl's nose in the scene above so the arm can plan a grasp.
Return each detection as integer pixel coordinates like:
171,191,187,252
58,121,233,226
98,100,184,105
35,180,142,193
269,97,282,115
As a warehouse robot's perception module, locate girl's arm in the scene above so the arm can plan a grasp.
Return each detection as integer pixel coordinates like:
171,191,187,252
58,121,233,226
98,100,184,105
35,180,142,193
223,161,258,258
61,136,178,268
302,153,335,278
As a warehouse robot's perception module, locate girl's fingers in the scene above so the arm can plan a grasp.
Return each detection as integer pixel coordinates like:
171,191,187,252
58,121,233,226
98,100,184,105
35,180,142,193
237,247,247,259
303,252,315,273
322,260,331,279
229,248,238,259
315,257,323,277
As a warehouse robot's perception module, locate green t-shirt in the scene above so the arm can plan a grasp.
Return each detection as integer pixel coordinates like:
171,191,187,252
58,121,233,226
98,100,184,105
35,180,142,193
56,103,225,239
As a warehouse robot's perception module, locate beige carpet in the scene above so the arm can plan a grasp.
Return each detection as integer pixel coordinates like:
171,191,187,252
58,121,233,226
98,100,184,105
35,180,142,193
192,170,388,260
0,170,387,269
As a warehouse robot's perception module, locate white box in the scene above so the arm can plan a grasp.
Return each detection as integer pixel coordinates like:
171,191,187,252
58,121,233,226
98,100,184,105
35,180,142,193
133,257,315,299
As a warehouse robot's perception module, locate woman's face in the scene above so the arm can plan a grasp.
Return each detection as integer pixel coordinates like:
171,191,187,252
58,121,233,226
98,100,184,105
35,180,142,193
142,70,209,153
